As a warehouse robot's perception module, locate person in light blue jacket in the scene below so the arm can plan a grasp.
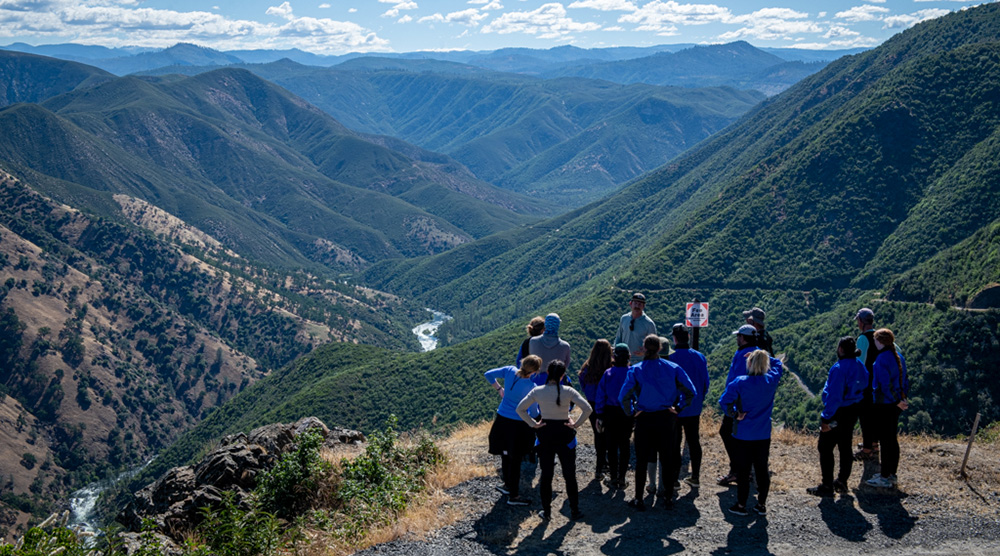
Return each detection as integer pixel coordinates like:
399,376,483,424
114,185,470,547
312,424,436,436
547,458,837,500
719,349,783,516
619,335,696,511
485,355,542,506
865,328,910,489
669,323,709,488
808,337,869,497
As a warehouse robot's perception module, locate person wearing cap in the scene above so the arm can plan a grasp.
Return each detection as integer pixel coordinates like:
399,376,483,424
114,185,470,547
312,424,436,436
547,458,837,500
614,293,657,359
619,335,696,511
669,323,709,488
719,349,784,517
529,313,571,380
595,343,634,489
807,337,868,497
853,307,880,461
717,324,760,487
743,307,773,356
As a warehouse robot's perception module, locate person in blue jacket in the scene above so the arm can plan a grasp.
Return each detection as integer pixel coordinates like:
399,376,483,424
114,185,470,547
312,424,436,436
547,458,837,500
579,339,612,480
595,343,634,489
668,323,709,488
807,337,869,497
718,324,760,487
485,354,543,506
719,349,783,516
865,328,910,489
619,335,696,511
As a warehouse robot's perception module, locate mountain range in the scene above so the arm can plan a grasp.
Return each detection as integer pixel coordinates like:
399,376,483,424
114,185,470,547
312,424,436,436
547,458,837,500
150,0,1000,486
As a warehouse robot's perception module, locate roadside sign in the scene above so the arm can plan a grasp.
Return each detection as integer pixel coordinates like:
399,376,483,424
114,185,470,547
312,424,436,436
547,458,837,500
686,302,709,328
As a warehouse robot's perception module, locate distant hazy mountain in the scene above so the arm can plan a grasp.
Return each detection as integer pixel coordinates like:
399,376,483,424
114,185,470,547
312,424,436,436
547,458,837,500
544,41,828,95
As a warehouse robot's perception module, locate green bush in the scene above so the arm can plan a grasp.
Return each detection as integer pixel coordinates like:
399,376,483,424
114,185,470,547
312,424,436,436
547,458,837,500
255,429,332,518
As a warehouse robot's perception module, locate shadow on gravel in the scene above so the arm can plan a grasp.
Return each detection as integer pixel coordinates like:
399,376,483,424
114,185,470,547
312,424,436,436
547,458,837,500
818,494,872,541
710,490,774,555
855,487,916,539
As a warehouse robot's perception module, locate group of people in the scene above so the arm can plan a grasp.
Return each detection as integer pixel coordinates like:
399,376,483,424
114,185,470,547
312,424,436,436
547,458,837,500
484,294,910,521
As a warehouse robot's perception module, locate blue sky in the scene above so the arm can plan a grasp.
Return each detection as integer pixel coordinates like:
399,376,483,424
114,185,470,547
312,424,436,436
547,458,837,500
0,0,990,54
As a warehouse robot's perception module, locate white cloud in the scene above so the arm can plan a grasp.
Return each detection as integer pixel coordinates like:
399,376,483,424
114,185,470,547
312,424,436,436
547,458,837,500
834,5,889,22
419,7,487,25
718,7,821,41
266,1,294,20
0,0,389,53
883,8,949,28
380,0,416,18
567,0,637,12
603,25,624,31
348,7,357,12
397,14,412,22
480,0,503,10
618,1,730,34
823,25,859,38
864,0,886,3
482,2,601,38
319,3,331,7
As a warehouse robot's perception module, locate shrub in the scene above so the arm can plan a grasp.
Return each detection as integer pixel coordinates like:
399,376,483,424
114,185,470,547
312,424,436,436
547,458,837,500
255,429,332,519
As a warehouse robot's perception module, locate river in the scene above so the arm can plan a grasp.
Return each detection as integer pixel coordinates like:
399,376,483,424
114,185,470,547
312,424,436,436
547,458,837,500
412,309,453,351
69,461,149,538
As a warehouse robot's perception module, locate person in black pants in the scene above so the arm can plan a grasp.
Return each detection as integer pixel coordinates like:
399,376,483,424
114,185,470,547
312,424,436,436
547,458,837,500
579,339,612,480
668,323,708,488
865,328,909,489
619,335,696,510
516,360,592,520
719,349,784,516
595,344,634,489
807,337,868,497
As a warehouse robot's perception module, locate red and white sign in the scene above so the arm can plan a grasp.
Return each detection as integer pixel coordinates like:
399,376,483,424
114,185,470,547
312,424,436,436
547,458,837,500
685,302,709,328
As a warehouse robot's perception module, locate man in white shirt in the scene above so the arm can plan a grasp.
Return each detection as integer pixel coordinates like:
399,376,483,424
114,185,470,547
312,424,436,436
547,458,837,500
614,292,657,359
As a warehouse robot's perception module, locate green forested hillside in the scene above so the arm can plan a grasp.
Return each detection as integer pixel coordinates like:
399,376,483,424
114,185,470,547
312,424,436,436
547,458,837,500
0,50,114,107
0,57,542,272
198,63,765,206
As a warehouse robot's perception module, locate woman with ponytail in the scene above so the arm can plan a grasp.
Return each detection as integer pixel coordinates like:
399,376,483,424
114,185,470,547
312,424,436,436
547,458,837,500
865,328,910,489
516,360,592,521
807,337,868,497
486,355,543,506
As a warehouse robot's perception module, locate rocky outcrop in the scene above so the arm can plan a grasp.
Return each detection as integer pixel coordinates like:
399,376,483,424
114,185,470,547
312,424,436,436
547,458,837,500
117,417,364,541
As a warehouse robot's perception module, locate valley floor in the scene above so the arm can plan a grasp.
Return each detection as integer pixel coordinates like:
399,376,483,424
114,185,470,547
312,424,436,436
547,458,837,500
356,417,1000,555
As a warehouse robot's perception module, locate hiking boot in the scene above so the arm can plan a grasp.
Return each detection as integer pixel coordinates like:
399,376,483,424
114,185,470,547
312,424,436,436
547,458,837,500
603,477,618,489
865,474,894,488
728,503,749,516
717,474,737,487
506,496,531,506
673,480,682,491
538,509,550,520
495,485,510,496
627,498,646,511
571,509,584,520
832,479,849,493
806,484,835,497
617,478,629,489
646,484,657,495
886,474,898,487
684,477,700,488
753,503,767,516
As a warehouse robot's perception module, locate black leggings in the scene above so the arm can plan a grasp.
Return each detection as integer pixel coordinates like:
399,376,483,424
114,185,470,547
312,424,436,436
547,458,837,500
733,438,771,507
818,404,860,486
871,403,903,476
675,415,702,482
602,407,633,481
536,420,579,513
633,410,676,500
720,415,736,475
587,400,608,471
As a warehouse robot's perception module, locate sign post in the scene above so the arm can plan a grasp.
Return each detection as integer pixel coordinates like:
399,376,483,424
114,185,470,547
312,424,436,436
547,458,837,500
685,298,709,351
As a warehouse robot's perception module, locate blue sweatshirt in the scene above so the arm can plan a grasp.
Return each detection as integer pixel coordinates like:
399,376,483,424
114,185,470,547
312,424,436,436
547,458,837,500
718,358,783,441
578,364,605,401
726,346,759,386
872,349,909,405
820,358,868,422
594,365,631,415
484,366,539,420
670,348,709,418
619,357,696,416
